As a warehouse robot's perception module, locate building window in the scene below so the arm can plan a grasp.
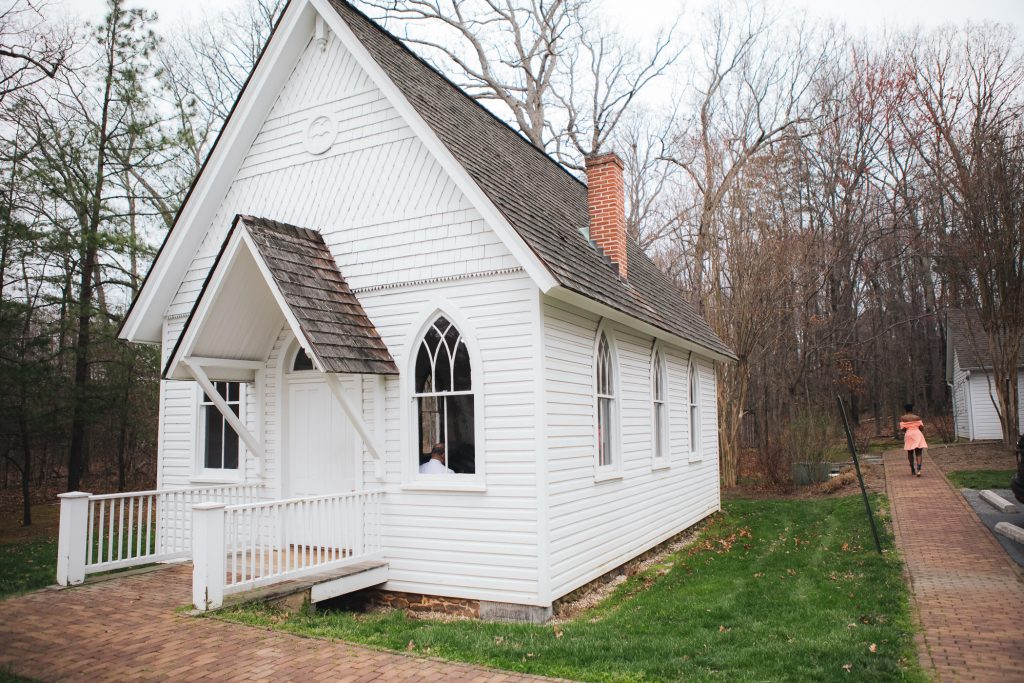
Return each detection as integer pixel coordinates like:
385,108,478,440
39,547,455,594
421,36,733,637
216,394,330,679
652,348,668,462
596,331,616,468
689,361,700,456
292,347,314,371
200,381,242,471
414,316,475,474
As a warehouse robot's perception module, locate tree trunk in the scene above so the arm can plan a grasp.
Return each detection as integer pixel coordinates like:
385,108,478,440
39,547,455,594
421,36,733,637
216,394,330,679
67,0,119,492
18,412,32,527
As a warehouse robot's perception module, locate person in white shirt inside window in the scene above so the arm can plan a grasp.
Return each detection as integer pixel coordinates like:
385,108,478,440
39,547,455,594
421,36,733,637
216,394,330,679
419,442,454,474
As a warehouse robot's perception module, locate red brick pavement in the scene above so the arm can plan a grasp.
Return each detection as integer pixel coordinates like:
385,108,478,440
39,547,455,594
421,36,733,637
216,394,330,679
0,564,567,682
885,450,1024,682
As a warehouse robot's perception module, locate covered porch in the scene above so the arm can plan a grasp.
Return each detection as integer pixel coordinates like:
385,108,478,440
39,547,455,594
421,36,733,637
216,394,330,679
58,216,399,609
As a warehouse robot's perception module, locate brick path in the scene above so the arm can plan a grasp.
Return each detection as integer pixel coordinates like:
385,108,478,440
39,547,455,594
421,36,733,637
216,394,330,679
884,450,1024,682
0,564,564,682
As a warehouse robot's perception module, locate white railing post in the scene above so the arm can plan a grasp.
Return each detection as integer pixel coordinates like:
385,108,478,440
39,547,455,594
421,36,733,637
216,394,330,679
56,492,91,586
192,502,226,611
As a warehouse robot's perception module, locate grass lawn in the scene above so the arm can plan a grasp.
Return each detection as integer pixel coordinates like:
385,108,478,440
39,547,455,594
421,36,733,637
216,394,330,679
0,503,59,600
220,495,925,682
0,537,57,599
945,469,1016,490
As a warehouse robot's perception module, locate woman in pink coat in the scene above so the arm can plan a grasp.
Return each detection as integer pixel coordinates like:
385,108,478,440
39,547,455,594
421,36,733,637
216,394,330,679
900,403,928,477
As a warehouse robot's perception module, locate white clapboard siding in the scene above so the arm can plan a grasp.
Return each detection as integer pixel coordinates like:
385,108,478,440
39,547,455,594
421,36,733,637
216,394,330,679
951,352,970,440
968,371,1009,440
354,272,543,605
1019,371,1024,432
158,317,193,490
542,297,720,602
165,31,514,320
159,315,264,492
162,276,543,604
952,349,1023,442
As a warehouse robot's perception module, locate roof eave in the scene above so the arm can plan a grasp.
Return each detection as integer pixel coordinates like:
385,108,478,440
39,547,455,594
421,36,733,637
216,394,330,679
548,286,737,364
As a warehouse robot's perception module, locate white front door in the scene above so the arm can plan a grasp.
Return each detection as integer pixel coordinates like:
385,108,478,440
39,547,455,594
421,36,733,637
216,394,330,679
286,375,360,497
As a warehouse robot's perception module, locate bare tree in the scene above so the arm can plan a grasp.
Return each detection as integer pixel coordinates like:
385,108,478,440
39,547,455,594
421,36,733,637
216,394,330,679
0,0,73,103
907,24,1024,446
616,108,678,250
158,0,284,176
360,0,678,166
659,0,829,486
548,12,679,166
664,0,826,298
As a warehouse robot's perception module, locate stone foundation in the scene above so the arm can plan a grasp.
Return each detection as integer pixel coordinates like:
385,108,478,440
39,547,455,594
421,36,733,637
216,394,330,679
479,601,552,624
369,590,480,618
321,515,713,624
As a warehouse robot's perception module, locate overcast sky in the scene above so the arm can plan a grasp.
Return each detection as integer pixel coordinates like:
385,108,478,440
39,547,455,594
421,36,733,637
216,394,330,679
59,0,1024,33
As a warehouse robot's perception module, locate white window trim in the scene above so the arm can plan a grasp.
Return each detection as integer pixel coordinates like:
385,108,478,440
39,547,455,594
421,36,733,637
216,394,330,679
194,381,247,482
593,321,623,481
688,357,702,462
651,342,670,470
401,302,486,490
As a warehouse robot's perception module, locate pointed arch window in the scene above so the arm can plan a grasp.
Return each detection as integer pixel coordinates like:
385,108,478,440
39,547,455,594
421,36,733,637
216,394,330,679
414,316,475,474
689,361,701,456
596,331,617,468
292,348,315,372
652,348,668,463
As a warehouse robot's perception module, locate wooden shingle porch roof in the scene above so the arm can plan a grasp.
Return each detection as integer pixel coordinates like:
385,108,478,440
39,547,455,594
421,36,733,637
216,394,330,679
328,0,734,361
164,215,398,379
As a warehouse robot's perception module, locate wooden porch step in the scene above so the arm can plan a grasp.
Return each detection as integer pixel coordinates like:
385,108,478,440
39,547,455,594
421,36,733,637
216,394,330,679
222,560,388,611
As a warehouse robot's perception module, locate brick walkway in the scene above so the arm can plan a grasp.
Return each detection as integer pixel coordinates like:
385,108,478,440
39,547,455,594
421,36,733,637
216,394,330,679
0,564,564,682
884,450,1024,682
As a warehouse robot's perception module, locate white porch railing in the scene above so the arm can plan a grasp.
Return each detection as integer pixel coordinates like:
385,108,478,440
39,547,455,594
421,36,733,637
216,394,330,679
56,484,262,586
192,490,382,611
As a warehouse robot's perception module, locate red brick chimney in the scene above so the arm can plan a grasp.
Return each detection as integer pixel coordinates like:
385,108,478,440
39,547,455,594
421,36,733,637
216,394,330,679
585,152,627,279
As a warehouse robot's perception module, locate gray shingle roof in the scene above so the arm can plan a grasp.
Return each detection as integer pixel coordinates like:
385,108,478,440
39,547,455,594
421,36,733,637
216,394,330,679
165,215,398,378
947,309,1024,371
329,0,734,360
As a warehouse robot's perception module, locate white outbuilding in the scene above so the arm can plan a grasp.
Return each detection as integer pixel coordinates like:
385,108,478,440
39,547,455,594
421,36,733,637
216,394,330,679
106,0,735,618
946,309,1024,442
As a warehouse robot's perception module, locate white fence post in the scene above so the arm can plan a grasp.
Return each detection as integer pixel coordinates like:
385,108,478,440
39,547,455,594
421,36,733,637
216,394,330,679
192,502,225,611
56,492,90,586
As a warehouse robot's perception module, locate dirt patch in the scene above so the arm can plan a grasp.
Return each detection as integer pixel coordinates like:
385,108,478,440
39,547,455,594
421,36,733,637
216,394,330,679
928,441,1015,473
552,524,705,622
726,462,885,501
0,503,60,544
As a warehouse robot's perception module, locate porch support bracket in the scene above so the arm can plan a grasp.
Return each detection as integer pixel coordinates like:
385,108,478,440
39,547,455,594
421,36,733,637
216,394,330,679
324,373,385,480
183,358,266,466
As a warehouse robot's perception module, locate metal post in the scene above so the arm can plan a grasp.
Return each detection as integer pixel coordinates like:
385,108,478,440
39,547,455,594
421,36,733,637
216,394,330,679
836,395,883,554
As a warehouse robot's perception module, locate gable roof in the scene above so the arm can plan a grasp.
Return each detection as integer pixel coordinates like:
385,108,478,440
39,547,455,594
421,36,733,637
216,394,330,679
328,0,733,360
947,308,1024,372
165,215,398,378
